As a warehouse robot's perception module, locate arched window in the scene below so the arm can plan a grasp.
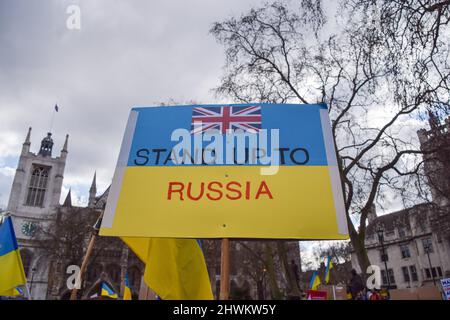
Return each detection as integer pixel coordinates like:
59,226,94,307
20,249,33,278
106,264,121,284
26,165,50,207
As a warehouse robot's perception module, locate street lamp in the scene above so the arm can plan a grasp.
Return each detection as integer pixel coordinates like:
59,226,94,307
424,243,436,286
262,268,267,300
376,227,391,289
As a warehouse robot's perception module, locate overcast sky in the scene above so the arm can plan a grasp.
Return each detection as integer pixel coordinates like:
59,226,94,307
0,0,271,207
1,1,434,270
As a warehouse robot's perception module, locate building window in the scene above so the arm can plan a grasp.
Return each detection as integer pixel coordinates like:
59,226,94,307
402,267,410,282
20,249,33,278
398,227,407,238
107,264,121,284
424,267,442,279
409,265,418,281
380,250,389,262
388,269,396,284
432,268,437,278
381,269,396,285
422,238,434,253
400,245,411,259
381,270,387,285
128,266,141,288
385,230,395,238
25,165,50,207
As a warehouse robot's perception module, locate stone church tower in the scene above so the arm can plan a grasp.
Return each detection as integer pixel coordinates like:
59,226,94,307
417,111,450,206
6,127,68,299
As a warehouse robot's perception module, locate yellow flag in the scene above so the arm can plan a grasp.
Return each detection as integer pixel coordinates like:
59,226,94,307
0,286,24,297
325,256,333,284
122,237,213,300
123,273,132,300
309,271,321,290
0,217,27,294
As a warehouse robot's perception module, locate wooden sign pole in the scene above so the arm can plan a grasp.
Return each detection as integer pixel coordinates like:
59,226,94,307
219,238,230,300
69,212,103,300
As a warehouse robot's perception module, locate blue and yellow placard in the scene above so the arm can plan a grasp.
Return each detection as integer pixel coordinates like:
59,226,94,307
100,103,348,239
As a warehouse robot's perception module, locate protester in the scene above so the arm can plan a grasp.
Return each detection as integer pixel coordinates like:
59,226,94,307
369,289,382,300
346,285,353,300
349,269,365,300
380,289,391,300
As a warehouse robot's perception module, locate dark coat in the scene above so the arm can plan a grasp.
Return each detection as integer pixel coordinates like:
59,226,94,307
350,274,365,298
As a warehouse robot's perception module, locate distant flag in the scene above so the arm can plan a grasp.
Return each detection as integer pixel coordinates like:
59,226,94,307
0,217,27,294
101,283,118,299
14,286,24,296
325,256,333,284
55,104,59,112
309,271,321,290
123,273,132,300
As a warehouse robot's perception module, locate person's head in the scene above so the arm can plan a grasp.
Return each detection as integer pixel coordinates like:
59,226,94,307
351,269,357,276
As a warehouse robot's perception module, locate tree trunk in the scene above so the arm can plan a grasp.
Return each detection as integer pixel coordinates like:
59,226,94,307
264,243,282,299
276,241,301,298
256,280,264,300
336,149,371,278
349,229,371,279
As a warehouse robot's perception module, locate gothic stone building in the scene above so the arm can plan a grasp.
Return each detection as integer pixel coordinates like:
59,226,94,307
6,127,301,300
6,128,144,300
351,114,450,289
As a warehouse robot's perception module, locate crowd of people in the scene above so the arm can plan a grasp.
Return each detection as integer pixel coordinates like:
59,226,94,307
347,269,390,300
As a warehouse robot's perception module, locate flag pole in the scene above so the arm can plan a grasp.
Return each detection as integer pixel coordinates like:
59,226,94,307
70,211,103,300
219,238,230,300
25,283,32,300
49,104,57,133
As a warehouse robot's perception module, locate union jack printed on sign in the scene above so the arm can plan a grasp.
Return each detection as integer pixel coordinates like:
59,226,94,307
191,106,262,134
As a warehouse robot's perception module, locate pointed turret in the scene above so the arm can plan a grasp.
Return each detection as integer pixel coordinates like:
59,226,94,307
38,132,54,157
63,188,72,207
88,172,97,208
428,110,440,129
21,127,32,155
60,134,69,160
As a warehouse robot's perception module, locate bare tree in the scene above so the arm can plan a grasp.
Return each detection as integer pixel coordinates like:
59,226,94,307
314,241,351,265
210,1,450,274
238,241,284,299
37,207,111,297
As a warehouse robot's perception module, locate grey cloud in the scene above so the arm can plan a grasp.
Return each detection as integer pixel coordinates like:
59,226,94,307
0,0,262,206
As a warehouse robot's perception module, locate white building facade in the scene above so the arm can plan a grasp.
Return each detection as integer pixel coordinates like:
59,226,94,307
352,205,450,289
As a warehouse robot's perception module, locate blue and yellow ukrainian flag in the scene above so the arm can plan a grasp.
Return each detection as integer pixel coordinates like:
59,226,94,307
101,283,118,299
122,237,213,300
309,271,321,290
324,255,333,284
123,273,132,300
0,217,27,294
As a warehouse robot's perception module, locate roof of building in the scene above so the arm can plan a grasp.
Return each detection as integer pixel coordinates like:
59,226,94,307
365,203,433,236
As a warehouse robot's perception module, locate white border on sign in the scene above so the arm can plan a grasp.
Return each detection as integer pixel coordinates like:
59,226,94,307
101,110,139,229
319,108,348,236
